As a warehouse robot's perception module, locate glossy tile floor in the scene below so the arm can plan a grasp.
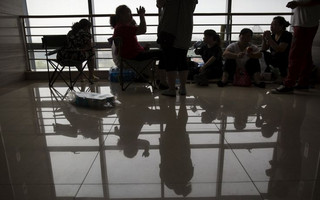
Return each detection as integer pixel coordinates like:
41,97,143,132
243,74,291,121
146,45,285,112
1,81,320,200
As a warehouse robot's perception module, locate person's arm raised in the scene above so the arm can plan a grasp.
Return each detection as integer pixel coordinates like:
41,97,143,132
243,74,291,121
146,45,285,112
136,6,146,35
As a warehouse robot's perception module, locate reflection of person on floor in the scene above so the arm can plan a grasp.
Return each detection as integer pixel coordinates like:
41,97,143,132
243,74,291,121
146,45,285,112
159,96,194,197
257,95,282,138
53,103,101,139
192,90,222,124
219,88,259,131
115,106,152,158
265,95,306,198
110,82,160,158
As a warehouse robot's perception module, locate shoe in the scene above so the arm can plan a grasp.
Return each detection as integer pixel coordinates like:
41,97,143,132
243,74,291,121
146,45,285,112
178,87,186,96
89,75,100,82
162,89,176,97
217,80,227,87
254,82,266,88
294,84,309,90
270,85,294,94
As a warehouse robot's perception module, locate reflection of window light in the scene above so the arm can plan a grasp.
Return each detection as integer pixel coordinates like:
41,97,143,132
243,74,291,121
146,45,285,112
28,83,279,199
24,0,292,71
50,152,103,197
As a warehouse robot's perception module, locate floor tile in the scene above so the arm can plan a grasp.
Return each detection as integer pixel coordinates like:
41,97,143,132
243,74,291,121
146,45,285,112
1,81,320,200
77,146,256,199
255,180,320,200
0,184,70,200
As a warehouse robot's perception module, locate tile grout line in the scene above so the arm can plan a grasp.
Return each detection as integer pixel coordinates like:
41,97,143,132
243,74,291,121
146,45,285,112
73,116,118,198
224,138,265,200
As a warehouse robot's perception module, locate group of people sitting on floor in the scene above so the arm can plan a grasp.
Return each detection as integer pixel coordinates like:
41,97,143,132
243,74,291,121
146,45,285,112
192,16,292,88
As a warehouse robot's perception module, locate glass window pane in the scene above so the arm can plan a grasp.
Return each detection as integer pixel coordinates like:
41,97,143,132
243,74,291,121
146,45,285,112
231,0,289,13
229,0,292,41
93,0,159,14
26,0,88,15
229,15,292,41
195,0,227,13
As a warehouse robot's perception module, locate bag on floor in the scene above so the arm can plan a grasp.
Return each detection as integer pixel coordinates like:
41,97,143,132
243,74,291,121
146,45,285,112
69,91,115,109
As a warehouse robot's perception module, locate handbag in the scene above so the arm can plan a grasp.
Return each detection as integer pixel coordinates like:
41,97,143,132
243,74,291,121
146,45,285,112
233,69,251,87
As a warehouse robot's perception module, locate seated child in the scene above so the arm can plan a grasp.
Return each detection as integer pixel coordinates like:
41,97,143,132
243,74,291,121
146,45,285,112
193,29,223,86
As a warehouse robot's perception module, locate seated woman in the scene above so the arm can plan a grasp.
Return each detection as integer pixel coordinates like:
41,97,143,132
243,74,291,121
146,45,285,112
193,29,223,86
217,28,265,88
110,5,167,88
261,16,292,79
57,18,99,82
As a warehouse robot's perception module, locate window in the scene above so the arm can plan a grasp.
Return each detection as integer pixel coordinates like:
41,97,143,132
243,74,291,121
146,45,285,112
23,0,291,71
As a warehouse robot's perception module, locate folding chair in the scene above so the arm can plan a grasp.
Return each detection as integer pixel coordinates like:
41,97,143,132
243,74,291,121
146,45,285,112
42,35,93,90
110,37,156,91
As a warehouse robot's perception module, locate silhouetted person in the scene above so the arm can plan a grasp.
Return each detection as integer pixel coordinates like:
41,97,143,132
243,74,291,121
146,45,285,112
115,105,152,158
159,96,194,197
157,0,198,96
261,16,292,79
257,95,282,138
271,0,320,93
57,18,99,82
192,89,223,124
193,29,223,86
265,95,306,198
111,84,159,158
217,28,265,88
